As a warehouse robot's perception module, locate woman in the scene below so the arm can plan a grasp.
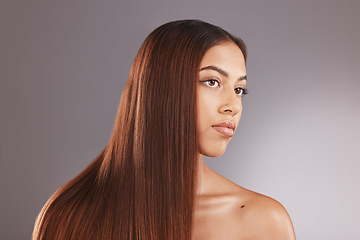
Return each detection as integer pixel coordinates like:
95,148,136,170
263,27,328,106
33,19,296,239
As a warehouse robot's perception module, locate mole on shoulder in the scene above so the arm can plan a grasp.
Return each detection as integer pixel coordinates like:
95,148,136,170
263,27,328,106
241,205,245,208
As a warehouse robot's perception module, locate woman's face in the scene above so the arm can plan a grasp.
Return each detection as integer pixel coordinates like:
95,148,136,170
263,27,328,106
197,41,247,157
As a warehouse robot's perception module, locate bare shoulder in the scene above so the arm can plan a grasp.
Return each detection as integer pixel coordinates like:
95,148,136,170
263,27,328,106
194,168,296,240
233,187,296,240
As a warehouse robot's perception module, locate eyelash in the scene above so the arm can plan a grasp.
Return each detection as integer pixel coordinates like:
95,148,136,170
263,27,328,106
202,79,248,96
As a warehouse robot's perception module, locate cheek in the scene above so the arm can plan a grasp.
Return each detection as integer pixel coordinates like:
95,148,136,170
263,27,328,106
196,91,214,130
196,94,230,157
196,91,244,157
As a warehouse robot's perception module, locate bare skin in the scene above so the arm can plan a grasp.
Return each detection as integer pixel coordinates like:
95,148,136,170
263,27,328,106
192,42,296,239
192,155,296,240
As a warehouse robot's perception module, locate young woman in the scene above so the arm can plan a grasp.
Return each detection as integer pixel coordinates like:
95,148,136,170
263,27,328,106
33,19,296,240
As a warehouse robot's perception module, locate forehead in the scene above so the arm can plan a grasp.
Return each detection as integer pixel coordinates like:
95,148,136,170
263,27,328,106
199,42,246,74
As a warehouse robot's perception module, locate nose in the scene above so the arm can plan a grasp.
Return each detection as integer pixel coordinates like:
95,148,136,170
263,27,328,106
219,91,242,116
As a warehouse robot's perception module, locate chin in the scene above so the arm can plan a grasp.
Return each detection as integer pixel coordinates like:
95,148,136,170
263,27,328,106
200,147,227,158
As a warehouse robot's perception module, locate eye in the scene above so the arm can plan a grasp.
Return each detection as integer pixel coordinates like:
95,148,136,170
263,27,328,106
203,79,220,88
235,87,248,96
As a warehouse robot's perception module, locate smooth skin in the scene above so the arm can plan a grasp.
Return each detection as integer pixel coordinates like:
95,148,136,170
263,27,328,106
193,42,296,240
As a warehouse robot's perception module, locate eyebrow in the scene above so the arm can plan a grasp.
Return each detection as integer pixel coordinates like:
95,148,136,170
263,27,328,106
199,65,247,81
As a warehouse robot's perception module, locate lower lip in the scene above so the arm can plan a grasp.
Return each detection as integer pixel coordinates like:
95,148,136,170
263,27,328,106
212,126,234,137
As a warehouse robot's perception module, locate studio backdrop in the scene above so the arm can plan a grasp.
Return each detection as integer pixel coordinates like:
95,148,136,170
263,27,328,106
1,0,359,239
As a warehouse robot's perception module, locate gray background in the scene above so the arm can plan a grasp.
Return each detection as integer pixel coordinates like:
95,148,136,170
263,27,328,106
1,0,359,239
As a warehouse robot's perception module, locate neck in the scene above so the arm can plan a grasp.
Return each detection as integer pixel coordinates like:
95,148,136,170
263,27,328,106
196,153,211,196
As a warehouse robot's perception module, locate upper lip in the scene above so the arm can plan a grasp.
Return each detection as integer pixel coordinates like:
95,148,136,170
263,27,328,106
212,120,235,131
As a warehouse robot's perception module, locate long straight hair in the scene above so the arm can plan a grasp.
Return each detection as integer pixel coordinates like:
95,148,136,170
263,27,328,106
32,19,247,240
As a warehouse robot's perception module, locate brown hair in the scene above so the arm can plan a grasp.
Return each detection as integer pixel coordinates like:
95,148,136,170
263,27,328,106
32,19,247,240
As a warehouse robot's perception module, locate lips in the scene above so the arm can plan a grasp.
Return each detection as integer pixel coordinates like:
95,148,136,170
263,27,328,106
211,121,235,137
